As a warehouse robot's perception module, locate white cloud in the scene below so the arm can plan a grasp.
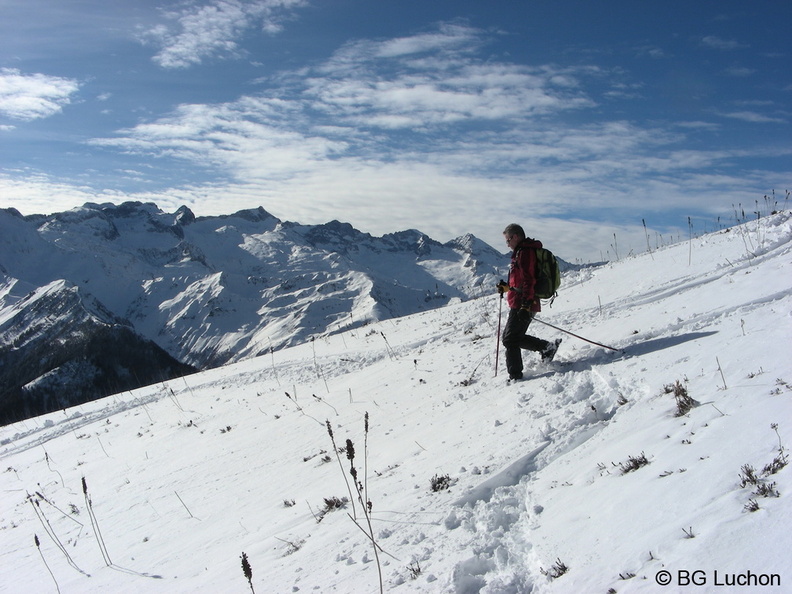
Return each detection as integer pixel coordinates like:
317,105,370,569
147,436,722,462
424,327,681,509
0,172,103,215
304,29,597,130
96,23,608,177
635,45,666,59
67,23,789,258
315,22,481,80
724,66,755,77
90,24,771,206
140,0,307,69
373,22,482,58
89,98,346,180
700,35,747,50
0,68,80,121
675,121,721,131
720,111,786,124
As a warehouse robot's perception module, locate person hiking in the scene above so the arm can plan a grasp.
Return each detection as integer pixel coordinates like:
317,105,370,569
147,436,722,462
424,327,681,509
497,223,561,380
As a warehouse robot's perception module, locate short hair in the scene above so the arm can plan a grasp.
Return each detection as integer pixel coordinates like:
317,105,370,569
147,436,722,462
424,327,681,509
503,223,525,238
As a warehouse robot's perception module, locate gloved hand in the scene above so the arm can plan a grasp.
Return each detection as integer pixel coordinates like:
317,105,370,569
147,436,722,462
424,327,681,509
496,280,510,295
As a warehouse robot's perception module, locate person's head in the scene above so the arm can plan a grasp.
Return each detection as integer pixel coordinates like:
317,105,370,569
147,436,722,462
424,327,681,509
503,223,525,250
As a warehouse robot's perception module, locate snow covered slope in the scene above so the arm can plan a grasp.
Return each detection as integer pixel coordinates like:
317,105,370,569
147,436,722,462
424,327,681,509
0,212,790,593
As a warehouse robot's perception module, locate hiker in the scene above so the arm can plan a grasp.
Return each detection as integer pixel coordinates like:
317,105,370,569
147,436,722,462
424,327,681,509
497,223,561,380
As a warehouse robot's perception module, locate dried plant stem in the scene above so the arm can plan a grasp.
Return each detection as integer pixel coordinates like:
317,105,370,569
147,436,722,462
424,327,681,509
771,423,783,451
285,391,323,425
327,413,389,592
83,477,112,566
44,450,66,486
313,393,338,416
311,338,330,392
96,436,110,458
175,491,198,520
344,512,399,561
716,357,728,390
346,427,383,594
642,219,654,260
34,490,84,528
240,552,255,594
269,344,280,386
363,413,370,514
28,495,88,575
326,421,357,520
182,376,196,398
35,535,62,594
380,332,396,359
167,387,185,412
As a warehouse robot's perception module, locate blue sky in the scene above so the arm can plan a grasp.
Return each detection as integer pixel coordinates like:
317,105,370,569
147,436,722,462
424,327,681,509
1,0,789,260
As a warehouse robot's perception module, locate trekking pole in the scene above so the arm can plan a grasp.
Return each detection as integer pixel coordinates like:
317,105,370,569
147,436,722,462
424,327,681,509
533,317,624,354
494,292,504,376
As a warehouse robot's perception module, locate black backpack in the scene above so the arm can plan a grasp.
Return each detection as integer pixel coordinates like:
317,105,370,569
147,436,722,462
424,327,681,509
532,246,561,300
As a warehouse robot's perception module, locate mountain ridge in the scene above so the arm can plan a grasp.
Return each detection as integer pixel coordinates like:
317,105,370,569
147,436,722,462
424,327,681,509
0,201,516,423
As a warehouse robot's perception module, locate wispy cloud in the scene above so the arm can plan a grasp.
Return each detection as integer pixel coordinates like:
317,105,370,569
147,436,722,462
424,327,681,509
91,24,770,206
634,45,667,59
74,22,787,255
700,35,747,51
720,110,786,124
139,0,307,69
317,22,482,73
723,66,755,77
303,25,597,130
374,22,483,59
675,121,721,131
0,68,80,121
93,23,614,190
89,97,346,182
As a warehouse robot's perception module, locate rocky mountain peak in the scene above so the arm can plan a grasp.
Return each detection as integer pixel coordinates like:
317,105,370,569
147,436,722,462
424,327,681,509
0,201,503,424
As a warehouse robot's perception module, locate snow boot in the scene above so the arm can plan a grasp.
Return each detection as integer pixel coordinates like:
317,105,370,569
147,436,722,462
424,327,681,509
541,338,562,363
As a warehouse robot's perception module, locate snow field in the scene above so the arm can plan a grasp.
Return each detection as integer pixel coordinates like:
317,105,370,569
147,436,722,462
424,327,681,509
1,212,790,593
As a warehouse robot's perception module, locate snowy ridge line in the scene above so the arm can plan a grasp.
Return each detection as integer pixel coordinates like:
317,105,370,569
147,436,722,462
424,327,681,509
605,249,791,314
574,260,788,324
0,388,165,458
556,212,792,317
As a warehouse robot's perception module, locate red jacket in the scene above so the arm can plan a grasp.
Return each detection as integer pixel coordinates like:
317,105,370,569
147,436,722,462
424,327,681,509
507,238,542,312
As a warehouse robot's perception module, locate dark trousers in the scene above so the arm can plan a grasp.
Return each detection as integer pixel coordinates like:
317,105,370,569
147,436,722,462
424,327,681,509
501,308,550,377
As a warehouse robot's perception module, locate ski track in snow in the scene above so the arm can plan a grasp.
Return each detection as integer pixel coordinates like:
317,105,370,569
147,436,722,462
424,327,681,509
1,213,791,593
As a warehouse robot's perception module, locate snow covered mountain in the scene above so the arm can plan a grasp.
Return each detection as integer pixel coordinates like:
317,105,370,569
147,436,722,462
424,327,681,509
0,211,789,593
0,202,506,423
0,278,196,424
